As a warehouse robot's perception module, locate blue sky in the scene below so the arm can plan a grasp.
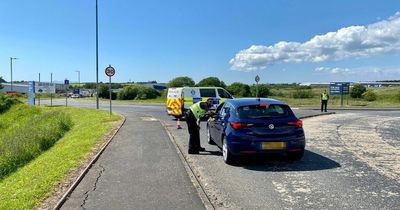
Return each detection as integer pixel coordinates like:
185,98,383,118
1,0,400,85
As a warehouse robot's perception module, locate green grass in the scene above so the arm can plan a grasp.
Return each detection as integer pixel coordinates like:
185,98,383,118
0,105,73,179
0,106,121,209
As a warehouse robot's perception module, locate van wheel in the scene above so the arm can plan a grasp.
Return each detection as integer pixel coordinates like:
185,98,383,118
207,126,216,145
222,137,235,165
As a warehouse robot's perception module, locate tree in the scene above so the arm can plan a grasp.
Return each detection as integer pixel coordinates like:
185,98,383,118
250,84,271,97
167,76,195,87
197,77,226,88
83,83,96,89
350,84,366,98
117,84,161,100
98,84,116,99
0,77,4,90
226,82,251,97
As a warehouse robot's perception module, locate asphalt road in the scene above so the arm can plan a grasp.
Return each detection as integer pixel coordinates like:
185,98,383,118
45,99,400,209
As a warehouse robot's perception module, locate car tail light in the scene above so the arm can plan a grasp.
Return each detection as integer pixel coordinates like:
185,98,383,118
288,120,303,127
231,122,254,129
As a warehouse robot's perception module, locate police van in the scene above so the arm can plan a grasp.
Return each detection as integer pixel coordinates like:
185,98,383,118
166,87,233,118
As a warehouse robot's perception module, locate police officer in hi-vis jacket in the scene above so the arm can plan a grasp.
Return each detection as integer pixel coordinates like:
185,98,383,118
321,90,329,112
185,98,216,154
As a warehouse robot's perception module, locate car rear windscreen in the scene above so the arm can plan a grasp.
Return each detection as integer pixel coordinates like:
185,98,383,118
237,104,294,119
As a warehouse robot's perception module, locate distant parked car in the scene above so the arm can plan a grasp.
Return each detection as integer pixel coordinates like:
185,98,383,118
207,98,305,164
71,94,80,98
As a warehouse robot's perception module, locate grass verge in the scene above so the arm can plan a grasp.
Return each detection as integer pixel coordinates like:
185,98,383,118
0,106,121,209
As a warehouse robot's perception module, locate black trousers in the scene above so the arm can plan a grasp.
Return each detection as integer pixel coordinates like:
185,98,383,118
185,110,201,152
321,100,328,112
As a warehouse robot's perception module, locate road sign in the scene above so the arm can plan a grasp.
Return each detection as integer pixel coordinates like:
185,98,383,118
64,79,69,85
330,82,350,95
105,65,115,77
36,83,56,94
255,75,260,83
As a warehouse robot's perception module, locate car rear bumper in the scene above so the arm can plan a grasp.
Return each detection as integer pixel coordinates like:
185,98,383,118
227,135,305,155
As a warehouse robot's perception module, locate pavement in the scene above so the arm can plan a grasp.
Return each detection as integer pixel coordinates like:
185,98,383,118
61,109,205,210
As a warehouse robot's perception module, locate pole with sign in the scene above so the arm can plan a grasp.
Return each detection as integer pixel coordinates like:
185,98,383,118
65,79,69,107
329,82,350,107
105,65,115,115
255,75,260,98
38,73,41,106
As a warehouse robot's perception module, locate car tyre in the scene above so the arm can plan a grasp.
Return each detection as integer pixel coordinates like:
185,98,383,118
207,126,216,145
222,136,235,164
288,149,304,161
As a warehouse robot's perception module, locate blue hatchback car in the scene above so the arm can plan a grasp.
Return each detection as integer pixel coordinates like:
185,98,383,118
207,98,305,164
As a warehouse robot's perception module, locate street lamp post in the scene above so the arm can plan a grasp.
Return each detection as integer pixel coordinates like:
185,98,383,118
96,0,99,109
75,70,80,86
10,57,18,91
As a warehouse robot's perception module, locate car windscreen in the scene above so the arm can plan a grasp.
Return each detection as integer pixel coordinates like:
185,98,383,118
237,104,294,119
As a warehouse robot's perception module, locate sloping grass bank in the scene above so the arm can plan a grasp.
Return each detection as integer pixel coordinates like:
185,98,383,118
0,105,121,209
0,105,72,179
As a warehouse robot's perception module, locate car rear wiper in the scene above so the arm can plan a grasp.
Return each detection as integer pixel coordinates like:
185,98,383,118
248,116,273,119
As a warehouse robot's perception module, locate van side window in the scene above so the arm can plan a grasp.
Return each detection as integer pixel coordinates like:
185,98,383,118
217,89,232,98
200,89,217,97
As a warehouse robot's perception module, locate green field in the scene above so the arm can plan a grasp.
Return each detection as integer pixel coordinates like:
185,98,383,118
0,105,121,209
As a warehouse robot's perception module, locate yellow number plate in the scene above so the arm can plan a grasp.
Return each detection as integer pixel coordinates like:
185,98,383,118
261,142,286,150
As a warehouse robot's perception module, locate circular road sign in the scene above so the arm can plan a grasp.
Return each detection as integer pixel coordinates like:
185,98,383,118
105,65,116,77
255,75,260,83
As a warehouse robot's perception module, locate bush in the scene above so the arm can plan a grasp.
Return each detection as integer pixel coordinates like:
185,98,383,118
226,82,251,97
250,84,271,97
167,76,195,87
117,85,161,100
197,77,226,88
292,89,314,99
0,106,73,179
351,84,366,98
0,93,21,113
98,84,117,99
362,89,377,101
269,89,284,97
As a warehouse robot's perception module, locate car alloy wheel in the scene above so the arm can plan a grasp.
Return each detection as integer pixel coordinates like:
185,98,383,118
207,126,216,145
222,137,235,164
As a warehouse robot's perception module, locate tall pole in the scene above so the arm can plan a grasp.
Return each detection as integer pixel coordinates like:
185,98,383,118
51,73,53,106
38,73,41,106
10,57,18,91
76,70,80,86
109,76,112,115
96,0,99,109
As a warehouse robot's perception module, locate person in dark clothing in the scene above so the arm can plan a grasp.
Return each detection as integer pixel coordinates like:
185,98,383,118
321,90,329,112
185,98,216,154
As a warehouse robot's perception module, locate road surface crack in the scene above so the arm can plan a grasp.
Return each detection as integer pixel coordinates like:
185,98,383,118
80,165,105,210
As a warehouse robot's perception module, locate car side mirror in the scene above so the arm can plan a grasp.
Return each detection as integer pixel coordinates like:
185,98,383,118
224,107,230,114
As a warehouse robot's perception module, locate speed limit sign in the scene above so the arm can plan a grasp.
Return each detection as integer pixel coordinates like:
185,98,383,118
105,65,115,77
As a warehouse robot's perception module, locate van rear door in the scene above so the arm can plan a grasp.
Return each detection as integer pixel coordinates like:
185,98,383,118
166,88,183,116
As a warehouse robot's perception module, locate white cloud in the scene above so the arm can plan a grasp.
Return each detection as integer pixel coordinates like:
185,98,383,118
230,11,400,71
314,67,351,74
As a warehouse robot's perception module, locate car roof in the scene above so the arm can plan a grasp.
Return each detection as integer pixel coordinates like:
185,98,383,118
224,98,287,107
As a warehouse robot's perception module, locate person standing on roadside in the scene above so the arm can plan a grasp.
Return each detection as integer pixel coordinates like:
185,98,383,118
321,90,329,112
184,98,216,154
